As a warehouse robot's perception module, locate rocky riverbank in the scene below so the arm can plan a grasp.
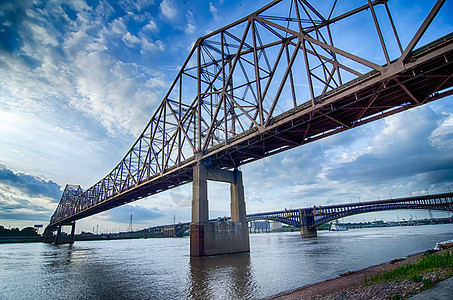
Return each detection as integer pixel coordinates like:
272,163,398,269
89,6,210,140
270,245,453,300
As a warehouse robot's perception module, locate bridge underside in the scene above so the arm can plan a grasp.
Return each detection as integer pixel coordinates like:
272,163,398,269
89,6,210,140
207,40,453,169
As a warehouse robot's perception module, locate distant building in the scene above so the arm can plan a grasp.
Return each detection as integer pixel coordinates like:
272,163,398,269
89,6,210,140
249,220,283,232
250,220,269,232
270,221,283,230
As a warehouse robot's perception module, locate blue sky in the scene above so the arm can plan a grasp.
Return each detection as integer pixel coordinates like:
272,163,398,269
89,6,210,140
0,0,452,233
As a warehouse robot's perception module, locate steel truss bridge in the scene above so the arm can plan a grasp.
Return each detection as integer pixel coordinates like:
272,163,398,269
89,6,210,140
46,0,453,233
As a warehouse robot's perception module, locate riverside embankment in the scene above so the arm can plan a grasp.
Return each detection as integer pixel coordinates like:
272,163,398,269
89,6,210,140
271,244,453,300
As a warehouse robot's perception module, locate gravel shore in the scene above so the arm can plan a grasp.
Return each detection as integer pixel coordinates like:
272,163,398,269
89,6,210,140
269,248,453,300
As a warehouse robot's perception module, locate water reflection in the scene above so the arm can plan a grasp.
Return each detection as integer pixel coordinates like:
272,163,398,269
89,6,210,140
41,244,75,269
189,253,257,299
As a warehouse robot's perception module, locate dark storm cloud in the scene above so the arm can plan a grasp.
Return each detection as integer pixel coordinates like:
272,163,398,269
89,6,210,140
102,205,165,224
0,164,62,201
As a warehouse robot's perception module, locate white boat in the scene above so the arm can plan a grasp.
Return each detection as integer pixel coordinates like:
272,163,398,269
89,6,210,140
330,220,347,231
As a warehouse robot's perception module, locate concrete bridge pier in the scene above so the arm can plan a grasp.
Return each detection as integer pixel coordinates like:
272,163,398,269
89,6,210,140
54,222,76,245
299,209,317,238
190,162,250,257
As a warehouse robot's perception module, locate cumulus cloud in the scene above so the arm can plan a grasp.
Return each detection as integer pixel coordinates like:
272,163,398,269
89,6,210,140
70,51,160,136
324,107,451,185
430,113,453,149
0,0,166,139
240,105,453,211
0,164,62,200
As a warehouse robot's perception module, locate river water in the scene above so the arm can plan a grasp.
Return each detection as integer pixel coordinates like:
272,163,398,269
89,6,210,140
1,224,452,300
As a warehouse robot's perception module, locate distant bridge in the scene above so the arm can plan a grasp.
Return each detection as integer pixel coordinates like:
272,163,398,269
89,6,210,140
45,0,453,256
151,192,453,238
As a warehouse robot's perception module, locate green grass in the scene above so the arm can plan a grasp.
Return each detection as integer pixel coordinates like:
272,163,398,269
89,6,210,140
364,251,453,285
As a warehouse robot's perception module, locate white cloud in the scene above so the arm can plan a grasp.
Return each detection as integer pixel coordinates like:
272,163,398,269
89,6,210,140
120,0,155,12
123,31,141,47
25,22,59,47
108,17,128,35
70,50,161,136
209,2,219,21
185,23,196,35
139,35,165,52
430,113,453,149
143,19,158,32
159,0,178,20
184,10,196,34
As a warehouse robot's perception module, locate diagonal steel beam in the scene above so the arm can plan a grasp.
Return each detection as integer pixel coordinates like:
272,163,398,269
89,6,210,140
400,0,446,63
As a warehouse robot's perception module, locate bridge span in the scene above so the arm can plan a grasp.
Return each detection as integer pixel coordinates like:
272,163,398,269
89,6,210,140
246,191,453,237
45,0,453,256
148,191,453,238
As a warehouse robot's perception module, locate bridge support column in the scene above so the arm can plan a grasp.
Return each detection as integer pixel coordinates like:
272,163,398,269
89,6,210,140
299,209,317,238
69,222,76,244
54,223,62,244
54,222,76,245
190,162,250,257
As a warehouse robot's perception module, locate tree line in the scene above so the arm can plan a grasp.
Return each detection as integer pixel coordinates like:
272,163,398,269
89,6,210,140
0,226,39,236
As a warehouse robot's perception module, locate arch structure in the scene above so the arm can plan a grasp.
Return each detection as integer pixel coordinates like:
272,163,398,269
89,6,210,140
246,192,453,237
45,0,453,250
106,192,453,240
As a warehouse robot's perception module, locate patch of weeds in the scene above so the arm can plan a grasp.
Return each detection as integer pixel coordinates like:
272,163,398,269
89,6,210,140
366,251,453,284
422,278,435,289
410,274,422,282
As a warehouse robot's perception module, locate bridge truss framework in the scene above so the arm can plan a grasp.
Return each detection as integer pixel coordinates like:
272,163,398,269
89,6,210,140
47,0,453,242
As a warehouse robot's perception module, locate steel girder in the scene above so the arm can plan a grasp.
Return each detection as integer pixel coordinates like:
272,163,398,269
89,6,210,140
48,0,453,228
